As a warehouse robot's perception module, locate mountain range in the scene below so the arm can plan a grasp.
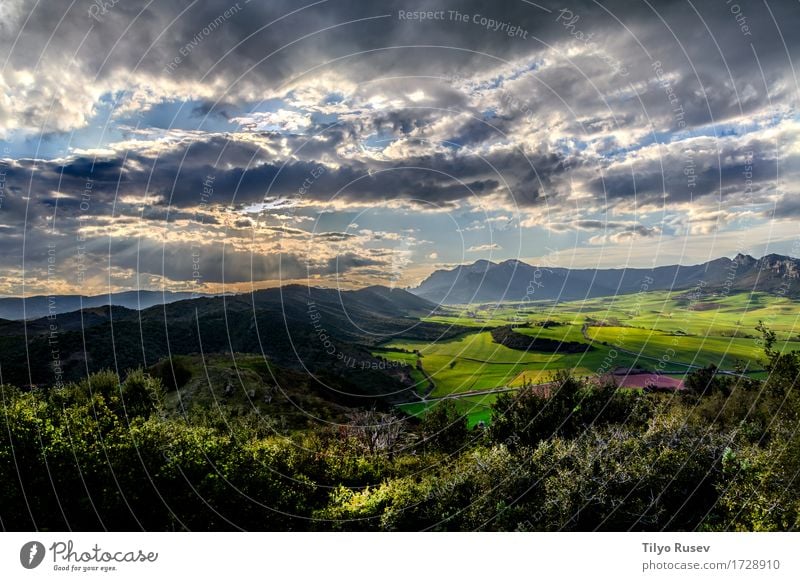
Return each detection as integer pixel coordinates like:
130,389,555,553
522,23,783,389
0,290,207,320
3,253,798,402
5,253,797,321
409,253,800,304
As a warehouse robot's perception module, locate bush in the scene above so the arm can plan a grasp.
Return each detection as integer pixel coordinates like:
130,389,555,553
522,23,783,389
149,356,193,392
488,372,650,448
120,369,165,419
420,400,468,453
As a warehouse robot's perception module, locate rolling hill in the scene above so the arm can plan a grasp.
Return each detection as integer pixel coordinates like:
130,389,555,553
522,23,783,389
0,285,465,407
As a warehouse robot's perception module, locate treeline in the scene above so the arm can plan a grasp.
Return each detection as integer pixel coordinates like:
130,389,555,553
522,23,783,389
1,327,798,531
491,325,591,354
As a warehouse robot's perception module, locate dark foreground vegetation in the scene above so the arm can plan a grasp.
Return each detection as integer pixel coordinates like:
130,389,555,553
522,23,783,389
1,327,798,531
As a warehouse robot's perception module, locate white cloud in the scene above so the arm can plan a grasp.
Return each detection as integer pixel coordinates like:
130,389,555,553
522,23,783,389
467,243,502,252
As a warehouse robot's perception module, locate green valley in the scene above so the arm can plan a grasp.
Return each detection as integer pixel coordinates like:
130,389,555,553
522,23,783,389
380,290,800,426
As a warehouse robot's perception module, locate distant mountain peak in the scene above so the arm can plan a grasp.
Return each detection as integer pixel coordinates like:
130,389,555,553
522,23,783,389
499,259,524,267
0,290,203,321
412,253,800,304
733,253,756,263
463,259,496,272
759,253,791,262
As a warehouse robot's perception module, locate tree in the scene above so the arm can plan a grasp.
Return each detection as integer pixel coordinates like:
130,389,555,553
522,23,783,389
346,409,408,456
120,369,165,419
421,400,468,453
684,364,724,396
149,356,192,392
489,371,582,447
756,321,800,398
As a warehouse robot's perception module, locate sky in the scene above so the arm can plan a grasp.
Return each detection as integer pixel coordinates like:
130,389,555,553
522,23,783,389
0,0,798,296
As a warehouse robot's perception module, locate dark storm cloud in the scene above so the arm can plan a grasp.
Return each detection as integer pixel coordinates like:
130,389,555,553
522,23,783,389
4,0,797,135
1,0,799,290
621,224,660,237
366,108,448,136
2,128,573,218
548,220,660,236
627,1,800,127
105,237,383,284
588,135,799,205
191,101,237,120
5,0,548,85
315,232,356,241
59,158,128,181
768,196,800,219
575,220,614,230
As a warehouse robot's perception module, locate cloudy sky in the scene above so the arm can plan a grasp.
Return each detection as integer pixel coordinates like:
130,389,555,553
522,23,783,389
0,0,798,296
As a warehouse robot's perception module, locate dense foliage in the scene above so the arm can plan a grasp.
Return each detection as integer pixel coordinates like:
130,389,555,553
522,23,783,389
491,325,591,354
1,327,799,531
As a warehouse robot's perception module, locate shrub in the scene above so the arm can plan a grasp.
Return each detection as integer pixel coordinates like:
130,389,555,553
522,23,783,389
149,356,193,392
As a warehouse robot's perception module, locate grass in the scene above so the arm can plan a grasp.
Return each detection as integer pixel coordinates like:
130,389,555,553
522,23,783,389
382,326,645,397
389,290,800,422
430,291,800,340
397,393,499,429
159,353,357,428
373,349,430,394
586,325,800,370
555,291,800,340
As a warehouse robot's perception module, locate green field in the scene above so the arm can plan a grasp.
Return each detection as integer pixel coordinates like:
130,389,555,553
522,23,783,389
372,348,430,394
382,329,644,397
585,325,800,370
397,393,498,429
428,291,800,339
543,291,800,338
386,290,800,424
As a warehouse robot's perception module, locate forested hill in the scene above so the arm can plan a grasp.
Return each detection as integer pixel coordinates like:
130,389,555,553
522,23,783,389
0,285,467,406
